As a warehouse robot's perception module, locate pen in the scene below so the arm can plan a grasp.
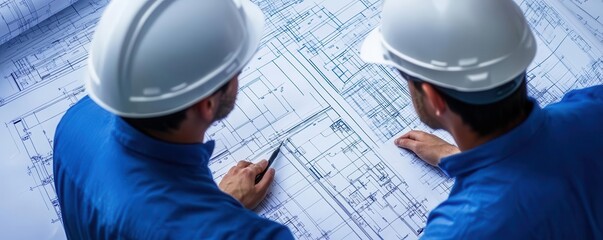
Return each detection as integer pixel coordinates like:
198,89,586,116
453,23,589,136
255,142,283,184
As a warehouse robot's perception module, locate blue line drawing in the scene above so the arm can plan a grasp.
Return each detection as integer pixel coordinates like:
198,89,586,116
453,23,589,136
0,0,601,239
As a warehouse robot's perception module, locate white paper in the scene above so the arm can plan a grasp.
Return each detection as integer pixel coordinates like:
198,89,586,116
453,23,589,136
0,0,601,239
0,0,78,45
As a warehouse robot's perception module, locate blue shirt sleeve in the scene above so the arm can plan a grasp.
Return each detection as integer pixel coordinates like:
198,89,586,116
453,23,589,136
420,197,522,240
420,198,479,240
422,85,603,239
559,85,603,103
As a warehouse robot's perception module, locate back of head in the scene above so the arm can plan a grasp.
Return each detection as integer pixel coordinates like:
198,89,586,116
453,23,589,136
86,0,265,118
362,0,536,105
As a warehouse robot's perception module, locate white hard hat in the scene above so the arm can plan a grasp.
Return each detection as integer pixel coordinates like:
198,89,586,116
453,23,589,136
86,0,265,118
361,0,536,104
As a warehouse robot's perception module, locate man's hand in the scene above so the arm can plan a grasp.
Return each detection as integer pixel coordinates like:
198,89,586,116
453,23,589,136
219,160,275,209
395,130,460,166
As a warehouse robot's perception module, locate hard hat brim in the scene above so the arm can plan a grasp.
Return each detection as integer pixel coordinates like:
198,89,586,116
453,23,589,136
360,26,534,104
360,27,393,66
361,26,536,91
239,0,265,69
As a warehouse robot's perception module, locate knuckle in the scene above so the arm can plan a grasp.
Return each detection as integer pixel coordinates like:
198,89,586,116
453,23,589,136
243,168,255,176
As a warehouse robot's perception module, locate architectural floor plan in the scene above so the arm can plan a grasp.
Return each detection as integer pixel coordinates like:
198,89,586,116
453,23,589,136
0,0,600,239
0,0,78,45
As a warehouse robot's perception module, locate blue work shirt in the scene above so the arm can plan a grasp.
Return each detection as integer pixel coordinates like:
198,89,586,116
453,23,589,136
422,86,603,239
53,96,293,239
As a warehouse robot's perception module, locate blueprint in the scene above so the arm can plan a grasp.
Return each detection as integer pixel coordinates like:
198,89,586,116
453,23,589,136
557,0,603,45
0,0,107,238
0,0,78,45
0,0,601,239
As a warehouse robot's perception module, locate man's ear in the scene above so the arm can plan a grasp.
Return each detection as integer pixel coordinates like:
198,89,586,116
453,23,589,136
193,96,218,122
422,83,447,116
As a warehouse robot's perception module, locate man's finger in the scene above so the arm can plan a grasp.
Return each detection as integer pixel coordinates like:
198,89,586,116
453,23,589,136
227,166,237,175
248,160,268,174
399,130,419,140
237,160,252,168
255,168,275,195
396,138,418,151
407,130,429,140
257,159,268,169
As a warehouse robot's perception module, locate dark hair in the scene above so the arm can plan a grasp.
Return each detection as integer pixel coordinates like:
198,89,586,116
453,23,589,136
123,81,231,132
406,72,532,136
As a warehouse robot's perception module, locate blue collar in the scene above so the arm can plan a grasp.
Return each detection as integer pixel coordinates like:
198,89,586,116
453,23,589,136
111,116,215,166
439,99,545,177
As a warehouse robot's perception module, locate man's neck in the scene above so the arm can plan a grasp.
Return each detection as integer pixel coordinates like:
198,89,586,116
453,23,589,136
134,119,210,145
144,129,206,144
451,103,532,152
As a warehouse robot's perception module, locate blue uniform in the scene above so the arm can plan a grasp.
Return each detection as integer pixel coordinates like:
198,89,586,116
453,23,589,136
53,97,293,239
423,86,603,239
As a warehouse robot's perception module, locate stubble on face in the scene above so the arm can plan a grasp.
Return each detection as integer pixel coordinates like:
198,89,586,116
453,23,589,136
213,79,238,122
409,81,442,130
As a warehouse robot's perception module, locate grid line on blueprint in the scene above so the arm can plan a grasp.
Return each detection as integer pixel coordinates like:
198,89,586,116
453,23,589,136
0,0,601,239
5,83,85,225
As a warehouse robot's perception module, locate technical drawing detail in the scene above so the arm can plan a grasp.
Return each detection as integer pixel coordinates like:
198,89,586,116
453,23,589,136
0,0,601,239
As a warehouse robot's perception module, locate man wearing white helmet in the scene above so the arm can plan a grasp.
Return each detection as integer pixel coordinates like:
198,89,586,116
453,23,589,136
362,0,602,239
53,0,293,239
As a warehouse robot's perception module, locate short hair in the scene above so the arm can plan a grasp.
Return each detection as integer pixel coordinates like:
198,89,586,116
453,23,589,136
123,81,231,132
404,71,532,136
